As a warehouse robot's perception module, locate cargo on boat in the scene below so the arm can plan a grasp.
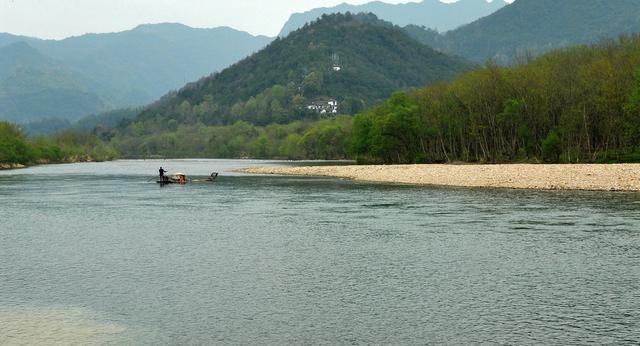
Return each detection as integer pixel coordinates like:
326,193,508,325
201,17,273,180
157,172,218,185
158,172,187,184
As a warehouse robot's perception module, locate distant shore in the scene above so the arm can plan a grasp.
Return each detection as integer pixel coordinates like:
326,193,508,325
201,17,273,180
0,157,106,171
240,164,640,192
0,163,26,170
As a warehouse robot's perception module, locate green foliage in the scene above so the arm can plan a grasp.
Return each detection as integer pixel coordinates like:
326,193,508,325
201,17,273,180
133,13,471,131
299,116,353,159
0,122,31,164
0,121,118,165
111,117,353,160
352,37,640,164
623,68,640,147
542,130,561,163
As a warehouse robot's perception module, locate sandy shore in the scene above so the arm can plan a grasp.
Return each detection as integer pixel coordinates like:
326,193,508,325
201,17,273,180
240,164,640,191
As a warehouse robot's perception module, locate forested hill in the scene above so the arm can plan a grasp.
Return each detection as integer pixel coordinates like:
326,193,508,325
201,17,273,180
279,0,508,37
0,24,272,123
411,0,640,63
134,13,471,129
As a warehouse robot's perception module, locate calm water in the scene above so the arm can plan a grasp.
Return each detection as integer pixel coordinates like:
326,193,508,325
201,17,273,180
1,159,639,344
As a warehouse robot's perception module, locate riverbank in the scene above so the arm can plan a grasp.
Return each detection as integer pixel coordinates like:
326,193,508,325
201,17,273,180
240,164,640,191
0,157,108,171
0,163,26,170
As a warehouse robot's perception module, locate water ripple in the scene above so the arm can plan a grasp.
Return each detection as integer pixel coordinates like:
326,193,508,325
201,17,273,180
1,160,639,344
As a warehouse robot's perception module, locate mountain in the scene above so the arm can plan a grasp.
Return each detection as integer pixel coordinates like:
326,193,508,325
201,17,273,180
0,24,272,123
278,0,508,37
132,13,471,128
411,0,640,63
0,33,38,48
0,42,107,123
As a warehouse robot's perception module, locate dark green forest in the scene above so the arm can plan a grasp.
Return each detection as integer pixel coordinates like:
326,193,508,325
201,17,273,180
133,13,470,129
353,37,640,164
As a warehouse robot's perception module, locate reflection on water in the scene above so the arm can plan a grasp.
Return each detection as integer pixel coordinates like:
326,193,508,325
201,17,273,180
1,160,639,344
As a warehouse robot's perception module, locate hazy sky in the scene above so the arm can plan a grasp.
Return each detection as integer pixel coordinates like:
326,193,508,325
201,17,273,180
0,0,511,40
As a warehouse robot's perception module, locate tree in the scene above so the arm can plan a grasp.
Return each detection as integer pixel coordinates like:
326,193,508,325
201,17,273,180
0,122,31,164
542,130,561,163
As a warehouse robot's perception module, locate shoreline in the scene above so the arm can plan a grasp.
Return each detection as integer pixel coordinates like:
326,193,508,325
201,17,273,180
240,164,640,192
0,158,107,171
0,163,26,170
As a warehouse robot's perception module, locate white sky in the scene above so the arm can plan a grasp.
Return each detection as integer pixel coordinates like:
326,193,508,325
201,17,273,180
0,0,512,40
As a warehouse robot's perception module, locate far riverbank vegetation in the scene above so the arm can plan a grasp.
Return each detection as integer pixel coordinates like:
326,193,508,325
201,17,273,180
0,122,118,167
352,37,640,164
3,37,640,166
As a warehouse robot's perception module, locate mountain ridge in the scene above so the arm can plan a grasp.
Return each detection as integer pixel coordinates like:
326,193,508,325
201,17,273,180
410,0,640,63
0,24,273,123
0,42,108,123
278,0,508,37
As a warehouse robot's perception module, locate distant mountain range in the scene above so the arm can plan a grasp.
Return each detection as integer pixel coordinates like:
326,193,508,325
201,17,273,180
278,0,508,37
0,42,106,124
409,0,640,63
130,13,471,129
0,24,272,123
6,0,640,130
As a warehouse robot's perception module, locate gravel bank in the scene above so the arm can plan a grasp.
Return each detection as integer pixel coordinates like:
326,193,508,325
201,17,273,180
240,164,640,191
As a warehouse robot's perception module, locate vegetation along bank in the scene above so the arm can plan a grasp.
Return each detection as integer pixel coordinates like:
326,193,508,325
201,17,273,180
0,122,118,169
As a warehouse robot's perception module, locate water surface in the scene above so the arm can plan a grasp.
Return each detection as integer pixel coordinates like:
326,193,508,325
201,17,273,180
1,160,639,344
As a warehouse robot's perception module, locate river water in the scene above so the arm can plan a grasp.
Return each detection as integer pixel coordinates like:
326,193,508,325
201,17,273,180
1,159,639,344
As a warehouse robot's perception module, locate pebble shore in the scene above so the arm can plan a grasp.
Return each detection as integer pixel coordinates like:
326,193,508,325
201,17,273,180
240,164,640,191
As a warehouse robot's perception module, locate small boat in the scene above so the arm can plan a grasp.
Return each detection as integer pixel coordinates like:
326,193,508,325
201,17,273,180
158,172,187,184
157,172,218,185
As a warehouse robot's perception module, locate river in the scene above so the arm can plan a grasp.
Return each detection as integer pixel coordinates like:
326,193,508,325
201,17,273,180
1,159,639,344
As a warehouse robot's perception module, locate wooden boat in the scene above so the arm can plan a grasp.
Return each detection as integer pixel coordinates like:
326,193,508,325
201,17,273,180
157,172,218,184
157,173,187,184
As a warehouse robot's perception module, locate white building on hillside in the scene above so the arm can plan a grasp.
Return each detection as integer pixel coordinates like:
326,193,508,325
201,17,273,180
307,99,338,115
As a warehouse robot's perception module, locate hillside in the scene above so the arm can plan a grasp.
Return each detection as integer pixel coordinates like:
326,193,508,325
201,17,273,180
0,42,107,123
0,24,272,123
134,13,471,129
279,0,508,37
412,0,640,63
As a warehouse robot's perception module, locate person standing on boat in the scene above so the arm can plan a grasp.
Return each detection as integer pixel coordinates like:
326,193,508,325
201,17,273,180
159,167,168,182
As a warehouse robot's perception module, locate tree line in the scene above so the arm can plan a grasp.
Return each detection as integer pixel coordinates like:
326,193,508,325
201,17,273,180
353,36,640,164
0,122,118,166
109,116,353,160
